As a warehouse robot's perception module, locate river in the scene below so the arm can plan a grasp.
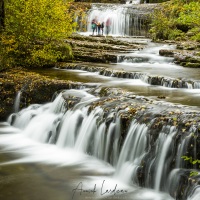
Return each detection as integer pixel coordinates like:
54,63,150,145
0,4,200,200
0,37,200,200
34,39,200,108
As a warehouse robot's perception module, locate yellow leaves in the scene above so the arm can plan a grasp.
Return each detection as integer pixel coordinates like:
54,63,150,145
5,0,74,41
1,35,16,45
1,0,75,68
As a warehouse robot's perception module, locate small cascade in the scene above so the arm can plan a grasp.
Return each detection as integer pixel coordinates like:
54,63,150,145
74,107,102,152
93,122,106,160
115,121,147,184
14,91,21,113
4,89,200,199
154,126,177,191
175,133,192,168
56,109,83,147
60,64,200,89
23,113,61,143
193,82,200,89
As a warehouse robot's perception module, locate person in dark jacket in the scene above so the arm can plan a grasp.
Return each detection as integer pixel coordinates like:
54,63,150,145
101,22,104,35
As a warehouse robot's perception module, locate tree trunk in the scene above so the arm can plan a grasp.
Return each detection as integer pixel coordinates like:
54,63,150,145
0,0,5,31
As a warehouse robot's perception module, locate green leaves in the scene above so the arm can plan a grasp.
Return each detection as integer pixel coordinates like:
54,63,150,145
150,0,200,41
178,2,200,27
181,156,200,176
190,171,198,177
0,0,75,68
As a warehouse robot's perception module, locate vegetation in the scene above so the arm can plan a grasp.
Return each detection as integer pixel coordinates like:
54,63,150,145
0,0,77,70
182,156,199,176
150,0,200,42
0,0,5,30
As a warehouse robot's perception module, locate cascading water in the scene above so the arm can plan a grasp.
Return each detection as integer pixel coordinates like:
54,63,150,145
85,4,150,36
116,42,200,89
153,126,177,191
87,5,129,36
1,89,200,200
14,91,21,113
115,121,147,184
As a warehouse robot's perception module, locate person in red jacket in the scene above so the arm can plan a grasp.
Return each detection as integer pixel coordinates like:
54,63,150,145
106,18,111,35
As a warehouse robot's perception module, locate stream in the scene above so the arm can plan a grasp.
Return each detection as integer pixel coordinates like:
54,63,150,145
34,39,200,108
1,3,200,200
0,37,200,200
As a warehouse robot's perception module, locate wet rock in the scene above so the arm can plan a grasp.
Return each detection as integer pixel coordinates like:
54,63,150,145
185,62,200,68
174,53,200,68
65,33,145,63
177,41,200,51
159,49,175,57
103,54,118,63
157,40,200,68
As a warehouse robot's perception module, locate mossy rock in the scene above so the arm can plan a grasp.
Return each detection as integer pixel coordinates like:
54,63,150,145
184,62,200,68
159,49,174,57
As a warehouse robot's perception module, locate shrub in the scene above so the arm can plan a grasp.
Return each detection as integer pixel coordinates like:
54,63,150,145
0,0,76,70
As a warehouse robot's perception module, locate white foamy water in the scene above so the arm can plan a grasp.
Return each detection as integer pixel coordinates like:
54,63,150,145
0,89,199,200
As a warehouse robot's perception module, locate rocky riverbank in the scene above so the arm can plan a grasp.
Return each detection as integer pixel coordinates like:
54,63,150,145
66,34,200,68
65,34,145,63
159,40,200,68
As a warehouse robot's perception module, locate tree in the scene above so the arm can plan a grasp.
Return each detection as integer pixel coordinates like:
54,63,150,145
150,0,200,41
0,0,76,69
0,0,4,31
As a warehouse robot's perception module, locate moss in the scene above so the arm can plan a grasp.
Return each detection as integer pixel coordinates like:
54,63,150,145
185,63,200,68
0,68,82,121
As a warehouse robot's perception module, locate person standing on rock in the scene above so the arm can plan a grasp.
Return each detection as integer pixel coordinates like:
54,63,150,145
97,21,101,35
101,22,104,35
91,19,97,36
106,18,111,35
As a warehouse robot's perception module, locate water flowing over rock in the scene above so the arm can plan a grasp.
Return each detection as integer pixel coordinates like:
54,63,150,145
57,63,200,89
83,4,156,36
5,88,200,200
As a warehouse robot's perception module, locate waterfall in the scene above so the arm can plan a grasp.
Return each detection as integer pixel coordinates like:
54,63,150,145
56,109,83,147
2,89,200,199
87,5,128,36
85,4,149,36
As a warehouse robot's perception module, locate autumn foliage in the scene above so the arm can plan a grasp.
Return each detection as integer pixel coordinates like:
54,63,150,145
150,0,200,42
0,0,76,70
